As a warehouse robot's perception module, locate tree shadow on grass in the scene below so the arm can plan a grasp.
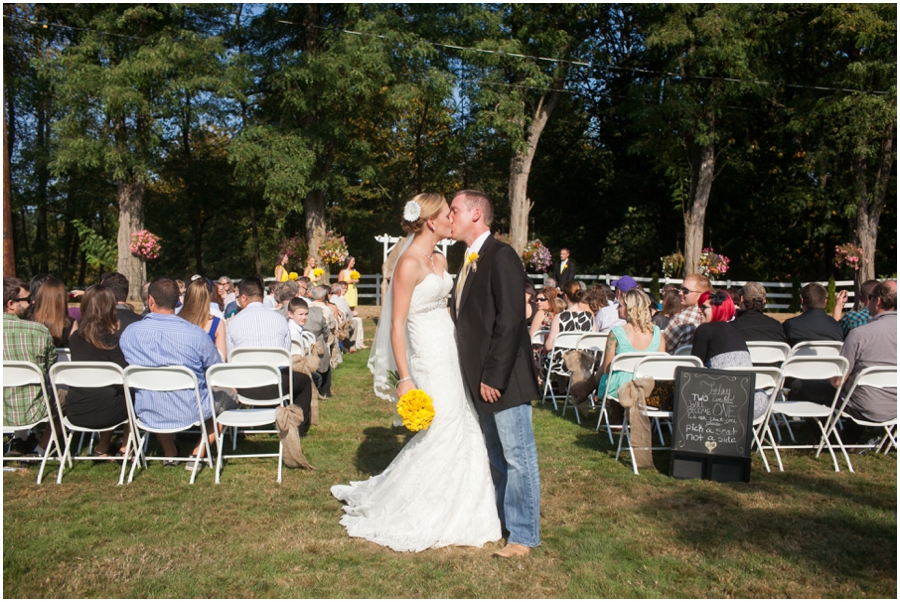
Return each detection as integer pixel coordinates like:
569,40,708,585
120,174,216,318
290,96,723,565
353,425,412,475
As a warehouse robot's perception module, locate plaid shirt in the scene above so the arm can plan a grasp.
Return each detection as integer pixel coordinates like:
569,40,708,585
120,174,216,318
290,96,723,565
839,308,870,338
3,313,57,426
663,305,704,352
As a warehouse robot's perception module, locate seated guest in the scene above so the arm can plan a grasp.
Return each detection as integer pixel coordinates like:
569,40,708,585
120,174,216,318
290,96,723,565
529,286,560,381
597,288,665,399
65,285,130,458
120,277,220,469
209,279,226,319
227,276,314,436
664,274,710,352
179,279,227,360
274,280,300,318
782,282,843,346
288,298,324,390
585,284,610,323
524,281,538,329
3,278,59,458
100,272,141,331
543,277,559,295
596,276,639,333
833,279,880,337
544,279,594,353
310,284,342,372
31,276,74,348
831,280,897,440
303,292,334,397
726,285,743,317
730,282,787,343
652,289,681,331
692,291,768,419
331,283,366,351
216,276,236,307
139,282,150,316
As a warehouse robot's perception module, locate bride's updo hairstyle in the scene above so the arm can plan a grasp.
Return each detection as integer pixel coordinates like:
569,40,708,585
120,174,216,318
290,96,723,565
401,193,446,234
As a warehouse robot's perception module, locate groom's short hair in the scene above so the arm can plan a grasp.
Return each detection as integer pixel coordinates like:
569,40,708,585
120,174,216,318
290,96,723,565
454,190,493,227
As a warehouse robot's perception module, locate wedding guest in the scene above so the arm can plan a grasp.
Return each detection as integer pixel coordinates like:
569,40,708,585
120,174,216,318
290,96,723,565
585,284,609,320
730,282,787,343
274,281,300,318
139,282,151,316
544,280,594,352
596,275,639,333
65,285,130,458
597,288,665,399
31,276,74,348
524,281,538,329
216,276,236,307
832,279,880,337
24,274,51,320
529,286,559,380
692,291,768,419
652,289,681,331
209,279,225,319
726,285,744,317
331,283,366,351
782,282,843,346
179,278,227,360
550,248,576,285
100,272,141,332
664,274,710,352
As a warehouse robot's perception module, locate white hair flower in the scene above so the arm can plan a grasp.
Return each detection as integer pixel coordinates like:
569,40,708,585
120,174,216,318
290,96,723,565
403,200,421,222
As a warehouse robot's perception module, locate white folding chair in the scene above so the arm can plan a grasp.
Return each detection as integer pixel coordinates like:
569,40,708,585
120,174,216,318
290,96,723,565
560,333,608,423
49,362,137,485
124,366,214,484
673,345,693,356
594,352,669,443
56,348,71,363
746,341,791,366
530,329,549,348
541,331,585,410
290,338,308,358
766,356,850,471
226,347,292,448
789,341,844,358
818,366,897,472
615,356,703,474
207,364,286,484
724,366,785,473
2,361,63,484
301,331,316,349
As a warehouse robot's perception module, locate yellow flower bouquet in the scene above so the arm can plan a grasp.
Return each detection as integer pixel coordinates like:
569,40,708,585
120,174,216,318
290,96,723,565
350,269,361,281
288,271,299,280
397,388,435,432
313,268,324,278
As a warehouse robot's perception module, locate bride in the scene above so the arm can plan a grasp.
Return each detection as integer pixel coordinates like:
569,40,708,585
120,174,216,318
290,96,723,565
331,193,501,552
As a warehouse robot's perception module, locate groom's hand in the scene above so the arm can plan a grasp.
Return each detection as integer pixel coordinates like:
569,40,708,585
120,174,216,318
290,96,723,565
480,383,501,403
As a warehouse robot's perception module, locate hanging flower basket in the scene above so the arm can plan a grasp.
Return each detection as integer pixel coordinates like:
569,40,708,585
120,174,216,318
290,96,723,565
130,230,161,261
522,239,552,272
833,243,867,271
278,236,308,263
697,248,730,277
661,252,684,278
318,230,349,265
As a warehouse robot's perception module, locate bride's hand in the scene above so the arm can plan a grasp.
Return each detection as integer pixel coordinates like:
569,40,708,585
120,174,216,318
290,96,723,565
397,379,415,398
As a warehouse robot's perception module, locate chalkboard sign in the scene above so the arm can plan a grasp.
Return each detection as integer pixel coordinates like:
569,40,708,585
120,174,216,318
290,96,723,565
669,367,756,482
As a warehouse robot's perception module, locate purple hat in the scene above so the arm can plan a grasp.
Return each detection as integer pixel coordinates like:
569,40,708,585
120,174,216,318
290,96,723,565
611,275,638,292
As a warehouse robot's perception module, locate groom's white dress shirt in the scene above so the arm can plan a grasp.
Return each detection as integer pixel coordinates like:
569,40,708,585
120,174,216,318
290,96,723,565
466,230,492,258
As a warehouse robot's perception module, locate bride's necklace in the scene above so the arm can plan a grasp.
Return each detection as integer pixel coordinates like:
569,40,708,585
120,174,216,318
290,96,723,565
412,244,438,274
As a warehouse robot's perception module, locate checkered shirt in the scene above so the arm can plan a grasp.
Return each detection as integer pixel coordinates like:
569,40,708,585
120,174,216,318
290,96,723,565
839,308,870,338
663,305,704,352
3,313,57,426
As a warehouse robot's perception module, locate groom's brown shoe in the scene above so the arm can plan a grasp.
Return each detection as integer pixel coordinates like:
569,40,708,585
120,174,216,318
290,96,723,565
492,543,530,559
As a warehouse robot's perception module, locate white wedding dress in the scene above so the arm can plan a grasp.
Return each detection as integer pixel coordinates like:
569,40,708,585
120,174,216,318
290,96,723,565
331,272,501,552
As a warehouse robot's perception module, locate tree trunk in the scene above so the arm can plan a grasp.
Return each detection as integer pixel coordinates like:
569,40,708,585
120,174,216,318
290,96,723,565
305,189,326,276
116,179,145,301
3,82,15,278
35,98,49,273
851,129,894,301
508,89,561,255
683,136,716,277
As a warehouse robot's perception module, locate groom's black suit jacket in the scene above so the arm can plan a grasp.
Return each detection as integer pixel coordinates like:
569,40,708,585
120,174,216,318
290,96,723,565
451,235,541,414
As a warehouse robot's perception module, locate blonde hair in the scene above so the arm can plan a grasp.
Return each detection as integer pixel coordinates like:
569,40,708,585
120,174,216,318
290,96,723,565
179,279,212,328
622,288,653,334
401,193,446,234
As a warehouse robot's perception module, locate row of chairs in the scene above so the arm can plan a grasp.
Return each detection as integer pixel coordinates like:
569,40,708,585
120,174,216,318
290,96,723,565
3,346,302,485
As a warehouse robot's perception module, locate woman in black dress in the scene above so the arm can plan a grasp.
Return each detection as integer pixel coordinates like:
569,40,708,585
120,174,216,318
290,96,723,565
65,285,130,458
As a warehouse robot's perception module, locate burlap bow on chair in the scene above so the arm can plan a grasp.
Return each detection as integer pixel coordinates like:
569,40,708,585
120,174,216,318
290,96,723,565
616,376,656,469
275,404,315,470
564,350,600,417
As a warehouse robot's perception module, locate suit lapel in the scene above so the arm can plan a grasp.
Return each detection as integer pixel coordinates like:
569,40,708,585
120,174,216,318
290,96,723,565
458,235,493,314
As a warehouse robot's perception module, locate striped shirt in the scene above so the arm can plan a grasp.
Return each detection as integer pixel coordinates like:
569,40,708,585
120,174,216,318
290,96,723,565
120,313,221,429
226,302,291,361
2,313,56,426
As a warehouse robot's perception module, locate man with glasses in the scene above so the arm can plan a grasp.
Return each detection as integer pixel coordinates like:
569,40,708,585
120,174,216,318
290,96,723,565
3,277,59,458
664,274,711,352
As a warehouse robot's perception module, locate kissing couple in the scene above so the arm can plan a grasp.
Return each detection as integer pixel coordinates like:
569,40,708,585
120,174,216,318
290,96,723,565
332,190,541,557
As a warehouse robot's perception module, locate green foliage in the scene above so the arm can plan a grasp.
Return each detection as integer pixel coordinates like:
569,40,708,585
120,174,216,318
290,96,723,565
70,219,117,272
650,273,660,300
826,276,837,314
789,276,802,313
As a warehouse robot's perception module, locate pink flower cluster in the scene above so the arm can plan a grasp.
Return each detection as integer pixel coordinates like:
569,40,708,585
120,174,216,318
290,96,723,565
130,229,161,261
833,243,868,271
698,247,730,277
522,239,552,272
318,230,349,265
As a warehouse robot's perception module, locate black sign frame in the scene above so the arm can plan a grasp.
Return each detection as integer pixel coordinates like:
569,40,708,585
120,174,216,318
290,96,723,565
668,366,756,482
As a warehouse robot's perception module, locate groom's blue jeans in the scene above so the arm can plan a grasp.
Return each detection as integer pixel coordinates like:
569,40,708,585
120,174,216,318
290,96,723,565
480,403,541,548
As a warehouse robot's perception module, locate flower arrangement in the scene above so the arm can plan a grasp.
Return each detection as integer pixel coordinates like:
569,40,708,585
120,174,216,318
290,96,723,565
833,243,868,271
661,252,684,278
396,388,435,432
278,236,307,263
130,230,161,261
313,268,324,278
697,248,730,277
318,230,349,265
288,272,299,281
522,239,552,272
350,270,361,281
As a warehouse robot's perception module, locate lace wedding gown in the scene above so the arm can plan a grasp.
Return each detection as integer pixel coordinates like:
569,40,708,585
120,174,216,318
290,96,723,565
331,272,501,552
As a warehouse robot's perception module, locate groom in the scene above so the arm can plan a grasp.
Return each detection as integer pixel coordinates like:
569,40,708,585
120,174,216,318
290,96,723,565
449,190,541,558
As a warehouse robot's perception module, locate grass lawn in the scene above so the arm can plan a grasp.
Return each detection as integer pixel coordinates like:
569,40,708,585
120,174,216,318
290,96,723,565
4,316,897,598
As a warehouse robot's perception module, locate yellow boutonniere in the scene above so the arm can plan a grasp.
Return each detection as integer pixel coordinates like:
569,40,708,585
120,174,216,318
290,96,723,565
466,252,479,272
562,262,568,270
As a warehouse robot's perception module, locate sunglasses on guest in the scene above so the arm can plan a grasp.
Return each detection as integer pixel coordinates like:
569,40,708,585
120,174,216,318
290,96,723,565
536,297,548,302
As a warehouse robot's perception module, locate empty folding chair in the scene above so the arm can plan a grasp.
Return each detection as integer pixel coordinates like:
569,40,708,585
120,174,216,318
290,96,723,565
541,332,585,410
124,365,214,484
616,356,703,474
746,341,791,366
594,352,668,443
2,361,63,484
818,365,897,472
768,356,850,471
207,364,286,483
724,366,785,472
49,362,136,485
